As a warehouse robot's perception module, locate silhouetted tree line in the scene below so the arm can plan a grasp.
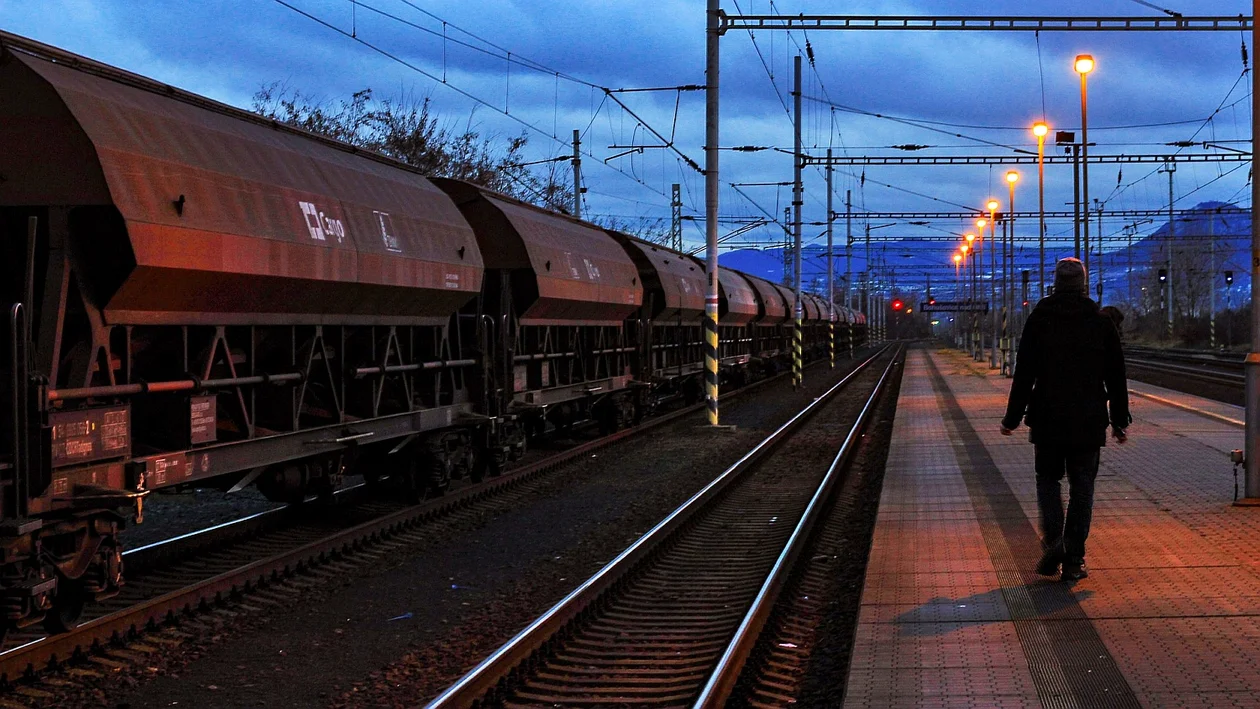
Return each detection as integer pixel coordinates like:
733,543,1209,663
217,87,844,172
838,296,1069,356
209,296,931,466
1111,243,1249,349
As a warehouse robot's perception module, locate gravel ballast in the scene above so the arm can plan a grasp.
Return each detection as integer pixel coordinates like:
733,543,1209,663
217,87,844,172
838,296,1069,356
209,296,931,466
40,353,883,709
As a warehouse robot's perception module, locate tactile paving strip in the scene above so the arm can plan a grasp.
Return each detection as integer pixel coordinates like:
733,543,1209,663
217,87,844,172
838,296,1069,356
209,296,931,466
924,354,1143,709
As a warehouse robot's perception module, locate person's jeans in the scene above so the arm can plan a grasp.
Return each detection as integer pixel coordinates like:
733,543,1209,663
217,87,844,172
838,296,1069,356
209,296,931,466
1034,444,1101,562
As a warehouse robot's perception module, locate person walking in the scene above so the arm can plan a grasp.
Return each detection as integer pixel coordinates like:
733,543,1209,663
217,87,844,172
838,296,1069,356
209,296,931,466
1000,258,1129,581
1100,305,1125,340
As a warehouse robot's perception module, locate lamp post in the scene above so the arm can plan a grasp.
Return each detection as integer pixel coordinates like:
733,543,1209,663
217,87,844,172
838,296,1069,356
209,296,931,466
1032,122,1049,298
1005,171,1020,377
954,252,964,345
964,233,977,358
1247,0,1260,503
975,219,988,361
987,199,1000,369
1075,55,1095,280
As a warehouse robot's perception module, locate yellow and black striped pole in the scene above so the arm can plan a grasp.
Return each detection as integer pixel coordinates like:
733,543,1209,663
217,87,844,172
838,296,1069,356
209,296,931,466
704,298,719,425
792,308,803,389
703,0,720,427
828,317,835,369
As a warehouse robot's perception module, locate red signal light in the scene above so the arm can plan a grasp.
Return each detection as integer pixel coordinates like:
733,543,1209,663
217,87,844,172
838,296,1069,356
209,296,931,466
891,299,905,311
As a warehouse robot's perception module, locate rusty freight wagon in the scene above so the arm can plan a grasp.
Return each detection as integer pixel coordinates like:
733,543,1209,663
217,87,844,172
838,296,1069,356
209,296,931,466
0,34,498,635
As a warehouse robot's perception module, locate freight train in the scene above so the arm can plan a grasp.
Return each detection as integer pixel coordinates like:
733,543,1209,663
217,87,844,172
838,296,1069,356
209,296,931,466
0,32,866,637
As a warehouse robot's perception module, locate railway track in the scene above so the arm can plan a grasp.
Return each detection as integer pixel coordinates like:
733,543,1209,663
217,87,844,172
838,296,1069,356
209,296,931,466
1124,345,1243,387
428,344,902,707
0,353,863,691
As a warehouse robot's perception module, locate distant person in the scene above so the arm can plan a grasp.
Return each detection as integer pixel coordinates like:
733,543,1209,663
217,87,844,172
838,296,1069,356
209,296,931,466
1100,306,1125,340
1000,258,1130,581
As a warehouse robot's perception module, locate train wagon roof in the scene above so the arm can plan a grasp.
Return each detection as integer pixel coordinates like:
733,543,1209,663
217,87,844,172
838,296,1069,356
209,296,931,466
771,283,798,322
817,296,838,322
813,294,833,322
436,180,641,326
800,293,820,321
717,267,759,326
0,34,483,325
743,275,787,325
609,234,704,322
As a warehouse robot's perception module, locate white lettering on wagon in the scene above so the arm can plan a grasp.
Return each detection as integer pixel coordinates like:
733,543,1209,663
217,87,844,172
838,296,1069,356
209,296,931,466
445,273,461,289
374,211,401,253
298,201,347,244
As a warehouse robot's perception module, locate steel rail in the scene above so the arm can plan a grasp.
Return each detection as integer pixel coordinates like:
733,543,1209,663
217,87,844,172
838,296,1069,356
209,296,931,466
0,351,847,682
1126,345,1244,366
426,345,892,708
694,344,901,707
1127,357,1244,386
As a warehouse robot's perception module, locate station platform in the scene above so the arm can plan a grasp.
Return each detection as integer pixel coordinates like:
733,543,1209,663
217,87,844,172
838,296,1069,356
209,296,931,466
846,347,1260,708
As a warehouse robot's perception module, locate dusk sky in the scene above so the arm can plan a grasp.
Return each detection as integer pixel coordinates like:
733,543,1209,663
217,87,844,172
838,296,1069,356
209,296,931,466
1,0,1253,274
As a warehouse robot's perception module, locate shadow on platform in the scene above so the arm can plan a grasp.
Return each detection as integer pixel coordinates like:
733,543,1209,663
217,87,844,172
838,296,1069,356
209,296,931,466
894,584,1094,636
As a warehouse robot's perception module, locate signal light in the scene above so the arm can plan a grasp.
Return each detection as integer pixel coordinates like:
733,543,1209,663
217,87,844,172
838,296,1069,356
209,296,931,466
929,298,937,305
1225,270,1234,285
1158,268,1168,283
891,299,905,311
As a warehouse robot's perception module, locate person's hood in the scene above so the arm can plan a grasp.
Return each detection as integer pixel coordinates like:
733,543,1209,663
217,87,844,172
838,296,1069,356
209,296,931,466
1034,292,1100,318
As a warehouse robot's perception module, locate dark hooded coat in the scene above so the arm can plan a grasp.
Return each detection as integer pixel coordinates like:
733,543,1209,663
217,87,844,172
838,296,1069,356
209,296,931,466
1001,292,1130,447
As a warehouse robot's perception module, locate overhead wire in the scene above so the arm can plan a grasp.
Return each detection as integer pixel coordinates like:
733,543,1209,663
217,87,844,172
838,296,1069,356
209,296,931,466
272,0,684,206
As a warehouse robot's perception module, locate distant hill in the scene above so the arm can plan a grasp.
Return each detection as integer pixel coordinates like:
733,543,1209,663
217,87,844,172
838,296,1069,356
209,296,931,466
721,201,1251,309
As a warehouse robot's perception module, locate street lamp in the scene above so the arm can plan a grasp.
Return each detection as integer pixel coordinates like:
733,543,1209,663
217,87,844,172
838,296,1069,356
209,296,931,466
986,199,1000,368
953,251,964,344
970,223,985,360
1032,121,1049,298
1004,171,1020,376
1075,54,1095,281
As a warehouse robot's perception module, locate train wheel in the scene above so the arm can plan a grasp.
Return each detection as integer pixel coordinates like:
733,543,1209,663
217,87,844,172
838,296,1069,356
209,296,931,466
42,579,86,634
508,426,527,462
420,438,453,498
257,463,311,504
468,443,487,484
425,456,451,497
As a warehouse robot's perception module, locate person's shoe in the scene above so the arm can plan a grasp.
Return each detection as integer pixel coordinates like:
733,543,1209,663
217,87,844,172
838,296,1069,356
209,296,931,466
1036,542,1065,577
1061,560,1088,581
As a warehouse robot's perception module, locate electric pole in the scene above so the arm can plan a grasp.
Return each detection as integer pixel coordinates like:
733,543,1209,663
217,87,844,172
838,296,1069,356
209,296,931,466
572,129,582,219
670,183,682,251
845,190,853,310
1159,161,1176,340
703,0,720,426
792,55,803,389
826,149,835,368
1243,0,1259,501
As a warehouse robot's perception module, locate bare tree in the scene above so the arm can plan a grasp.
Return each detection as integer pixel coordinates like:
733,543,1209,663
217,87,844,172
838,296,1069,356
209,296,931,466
591,215,672,245
252,83,570,211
